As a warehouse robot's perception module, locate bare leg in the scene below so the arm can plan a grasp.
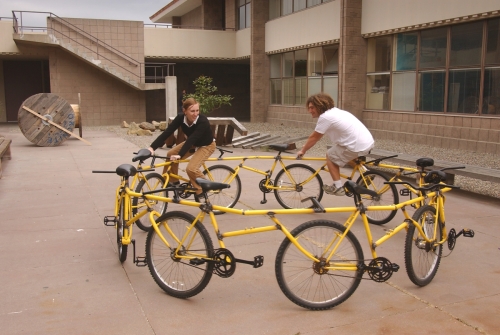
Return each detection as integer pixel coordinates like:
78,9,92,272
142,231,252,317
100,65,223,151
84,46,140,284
326,154,341,182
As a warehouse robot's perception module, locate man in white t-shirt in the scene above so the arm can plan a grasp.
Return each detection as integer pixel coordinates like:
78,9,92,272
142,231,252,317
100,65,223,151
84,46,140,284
296,93,374,196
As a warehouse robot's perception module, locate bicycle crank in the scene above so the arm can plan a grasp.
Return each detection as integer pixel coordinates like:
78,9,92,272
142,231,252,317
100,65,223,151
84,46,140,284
447,228,475,251
365,257,399,282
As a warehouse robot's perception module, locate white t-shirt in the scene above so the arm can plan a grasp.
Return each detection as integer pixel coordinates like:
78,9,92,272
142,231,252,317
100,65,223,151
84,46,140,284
315,107,374,153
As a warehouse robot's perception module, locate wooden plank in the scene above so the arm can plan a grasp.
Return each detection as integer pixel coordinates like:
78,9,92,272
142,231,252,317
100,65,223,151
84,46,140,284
225,126,235,145
215,125,226,146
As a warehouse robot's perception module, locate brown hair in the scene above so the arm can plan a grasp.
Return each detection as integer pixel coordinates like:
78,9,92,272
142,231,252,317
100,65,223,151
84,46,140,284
182,97,199,111
306,93,335,115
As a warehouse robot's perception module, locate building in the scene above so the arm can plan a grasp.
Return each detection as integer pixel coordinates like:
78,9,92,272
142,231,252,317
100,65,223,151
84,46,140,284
1,0,499,153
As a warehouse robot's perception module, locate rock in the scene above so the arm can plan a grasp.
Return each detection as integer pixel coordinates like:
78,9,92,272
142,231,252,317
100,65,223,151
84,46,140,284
136,129,153,136
152,121,160,129
159,121,167,131
139,122,156,131
121,120,129,128
127,122,140,135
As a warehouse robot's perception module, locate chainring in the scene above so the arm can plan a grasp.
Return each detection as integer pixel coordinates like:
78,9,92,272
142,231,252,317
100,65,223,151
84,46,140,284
213,248,236,278
367,257,394,282
178,183,193,199
259,179,273,193
447,228,457,251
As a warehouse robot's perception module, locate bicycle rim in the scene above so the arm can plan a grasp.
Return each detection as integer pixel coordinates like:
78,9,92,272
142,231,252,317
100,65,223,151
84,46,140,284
146,211,214,298
133,173,167,232
404,205,442,286
117,197,128,262
274,164,323,209
356,170,398,225
275,220,363,310
203,165,241,214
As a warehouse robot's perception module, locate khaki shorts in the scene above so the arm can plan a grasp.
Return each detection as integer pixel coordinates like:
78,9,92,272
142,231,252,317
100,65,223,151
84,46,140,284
326,145,360,167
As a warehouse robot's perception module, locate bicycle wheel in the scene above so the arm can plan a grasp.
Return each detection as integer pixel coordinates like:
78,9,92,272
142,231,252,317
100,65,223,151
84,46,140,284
274,164,323,209
203,165,241,215
146,211,214,298
404,205,443,286
355,170,398,225
117,196,128,263
275,220,364,310
133,173,167,232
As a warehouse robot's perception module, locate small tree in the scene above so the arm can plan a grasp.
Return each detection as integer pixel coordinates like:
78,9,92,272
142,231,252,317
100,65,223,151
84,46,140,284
184,76,233,114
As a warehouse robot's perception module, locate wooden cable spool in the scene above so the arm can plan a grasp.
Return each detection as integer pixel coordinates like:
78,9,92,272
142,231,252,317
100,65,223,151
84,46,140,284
18,93,88,146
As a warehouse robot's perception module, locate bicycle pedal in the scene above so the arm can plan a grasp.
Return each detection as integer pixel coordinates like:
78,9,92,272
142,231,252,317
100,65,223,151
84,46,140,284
391,263,400,272
103,216,117,226
190,258,206,265
462,229,475,238
253,255,264,268
134,257,147,267
400,189,411,196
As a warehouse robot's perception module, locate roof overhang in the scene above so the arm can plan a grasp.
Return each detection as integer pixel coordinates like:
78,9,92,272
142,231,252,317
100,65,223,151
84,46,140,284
150,0,202,24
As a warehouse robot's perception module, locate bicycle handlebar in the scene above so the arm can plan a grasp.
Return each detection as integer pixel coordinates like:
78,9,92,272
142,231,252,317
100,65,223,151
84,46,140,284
385,180,460,192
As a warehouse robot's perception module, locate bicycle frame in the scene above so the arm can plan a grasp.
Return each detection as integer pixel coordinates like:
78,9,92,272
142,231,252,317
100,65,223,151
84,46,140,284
136,185,450,268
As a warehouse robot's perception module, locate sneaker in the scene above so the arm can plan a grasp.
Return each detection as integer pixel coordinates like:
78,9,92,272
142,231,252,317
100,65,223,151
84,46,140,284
323,184,345,196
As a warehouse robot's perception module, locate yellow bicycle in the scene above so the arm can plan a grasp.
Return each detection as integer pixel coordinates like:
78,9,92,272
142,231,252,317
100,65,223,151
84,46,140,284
120,169,474,310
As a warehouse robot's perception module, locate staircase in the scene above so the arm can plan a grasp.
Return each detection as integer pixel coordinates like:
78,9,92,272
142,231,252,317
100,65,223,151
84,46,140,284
12,12,167,90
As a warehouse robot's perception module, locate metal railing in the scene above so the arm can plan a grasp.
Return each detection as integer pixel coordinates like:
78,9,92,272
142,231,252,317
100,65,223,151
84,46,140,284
144,23,235,31
12,11,175,85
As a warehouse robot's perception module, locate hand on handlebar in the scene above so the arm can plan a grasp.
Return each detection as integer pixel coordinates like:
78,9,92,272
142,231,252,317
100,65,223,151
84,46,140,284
170,155,181,161
296,150,305,159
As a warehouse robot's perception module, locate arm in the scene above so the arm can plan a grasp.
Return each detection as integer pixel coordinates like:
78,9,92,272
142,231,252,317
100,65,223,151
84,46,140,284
148,116,183,154
296,131,323,158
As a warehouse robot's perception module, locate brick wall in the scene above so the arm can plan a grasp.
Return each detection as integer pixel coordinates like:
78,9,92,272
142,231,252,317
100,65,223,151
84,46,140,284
49,49,145,126
363,111,500,154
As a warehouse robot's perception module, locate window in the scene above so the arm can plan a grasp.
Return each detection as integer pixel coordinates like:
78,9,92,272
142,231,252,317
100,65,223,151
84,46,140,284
367,36,391,109
483,68,500,114
419,71,445,112
270,0,331,18
392,72,416,111
394,32,417,71
448,69,481,113
420,27,447,69
486,18,500,65
269,45,338,105
450,21,483,66
238,0,251,30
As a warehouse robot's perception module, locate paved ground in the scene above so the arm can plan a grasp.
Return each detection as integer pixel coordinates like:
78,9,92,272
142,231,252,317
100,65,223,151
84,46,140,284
1,123,499,335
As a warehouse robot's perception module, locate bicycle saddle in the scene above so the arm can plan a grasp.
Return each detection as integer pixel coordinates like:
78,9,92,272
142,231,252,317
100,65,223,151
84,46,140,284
424,170,447,184
132,148,152,162
269,144,288,152
196,178,230,192
344,180,378,197
116,164,137,177
416,158,434,169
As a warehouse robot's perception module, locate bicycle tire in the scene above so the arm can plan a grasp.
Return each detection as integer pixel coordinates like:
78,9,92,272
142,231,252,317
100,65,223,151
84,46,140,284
404,205,443,286
275,220,364,310
203,165,241,214
146,211,214,298
133,173,167,232
355,170,398,225
117,197,128,263
273,163,323,209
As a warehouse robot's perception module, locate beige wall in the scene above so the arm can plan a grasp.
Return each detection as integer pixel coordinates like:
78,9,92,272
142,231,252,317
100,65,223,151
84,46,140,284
235,28,250,58
362,0,500,34
49,49,145,126
144,27,237,59
265,1,339,53
0,21,20,54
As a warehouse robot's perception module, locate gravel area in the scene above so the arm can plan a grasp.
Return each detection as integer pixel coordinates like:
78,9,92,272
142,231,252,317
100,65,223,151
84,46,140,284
91,123,500,199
